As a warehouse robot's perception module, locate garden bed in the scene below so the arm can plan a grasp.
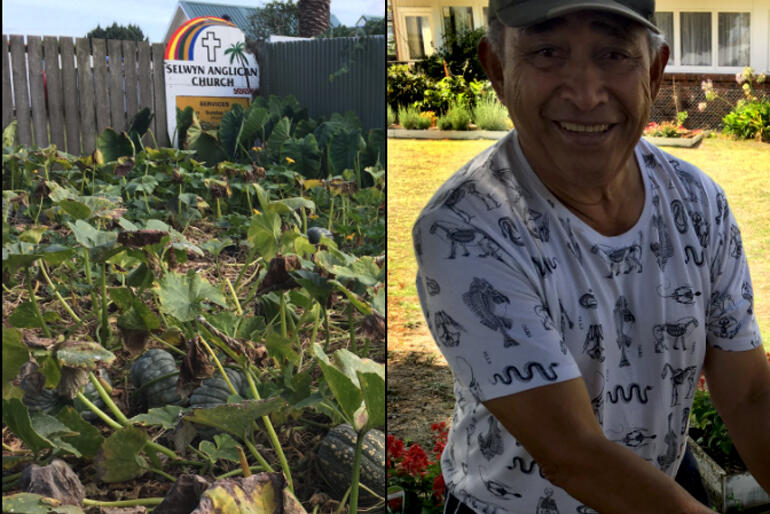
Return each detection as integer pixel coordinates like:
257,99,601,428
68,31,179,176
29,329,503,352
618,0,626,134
387,128,508,140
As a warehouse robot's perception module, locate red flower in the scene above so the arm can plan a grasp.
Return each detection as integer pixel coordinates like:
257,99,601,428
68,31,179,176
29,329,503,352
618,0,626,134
697,374,707,391
431,421,449,458
432,473,446,503
387,434,405,466
399,444,431,476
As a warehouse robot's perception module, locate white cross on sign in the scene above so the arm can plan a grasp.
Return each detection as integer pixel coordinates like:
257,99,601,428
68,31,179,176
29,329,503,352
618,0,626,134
201,32,221,62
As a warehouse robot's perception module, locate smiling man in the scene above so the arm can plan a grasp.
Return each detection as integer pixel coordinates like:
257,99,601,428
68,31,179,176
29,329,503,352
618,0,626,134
412,0,770,512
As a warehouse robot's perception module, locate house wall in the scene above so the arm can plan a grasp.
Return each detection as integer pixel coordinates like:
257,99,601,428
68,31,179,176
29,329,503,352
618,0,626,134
164,7,190,43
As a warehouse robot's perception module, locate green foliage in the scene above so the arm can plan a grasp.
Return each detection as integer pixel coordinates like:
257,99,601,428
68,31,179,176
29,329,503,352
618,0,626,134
318,17,386,38
387,105,396,127
416,27,487,82
690,389,736,458
387,64,434,113
86,22,146,42
472,95,509,130
722,99,770,142
397,105,431,130
438,101,471,131
247,0,299,41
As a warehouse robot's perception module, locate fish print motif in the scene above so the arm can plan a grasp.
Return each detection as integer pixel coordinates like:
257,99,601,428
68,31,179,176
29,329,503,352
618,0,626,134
478,417,505,460
614,296,636,367
462,278,518,347
434,311,465,347
583,324,605,362
650,195,674,270
610,427,657,448
656,284,701,304
479,466,522,499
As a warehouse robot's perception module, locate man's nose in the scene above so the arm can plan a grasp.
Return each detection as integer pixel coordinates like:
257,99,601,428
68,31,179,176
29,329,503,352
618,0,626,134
558,59,609,112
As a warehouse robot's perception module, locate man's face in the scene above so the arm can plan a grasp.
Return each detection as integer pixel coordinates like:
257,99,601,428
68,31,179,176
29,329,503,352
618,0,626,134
482,11,667,185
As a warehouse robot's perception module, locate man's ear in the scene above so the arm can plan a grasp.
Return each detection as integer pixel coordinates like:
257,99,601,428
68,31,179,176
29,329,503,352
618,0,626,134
479,37,505,100
649,43,670,101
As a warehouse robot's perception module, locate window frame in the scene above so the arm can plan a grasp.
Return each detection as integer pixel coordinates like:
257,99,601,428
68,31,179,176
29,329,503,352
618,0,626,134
396,7,436,61
656,9,752,73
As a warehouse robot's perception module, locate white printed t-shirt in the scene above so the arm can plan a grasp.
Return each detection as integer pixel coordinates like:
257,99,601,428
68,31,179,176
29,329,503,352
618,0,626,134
413,130,760,513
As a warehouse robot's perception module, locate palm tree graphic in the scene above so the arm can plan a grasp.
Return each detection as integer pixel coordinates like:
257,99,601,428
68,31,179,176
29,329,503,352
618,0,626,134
224,41,251,91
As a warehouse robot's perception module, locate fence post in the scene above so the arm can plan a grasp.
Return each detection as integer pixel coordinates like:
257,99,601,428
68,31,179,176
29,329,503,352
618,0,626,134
2,35,12,131
151,43,168,147
27,36,48,147
76,37,96,154
123,40,138,129
43,36,65,149
92,38,110,137
108,39,124,132
10,35,32,146
137,40,153,148
59,37,81,155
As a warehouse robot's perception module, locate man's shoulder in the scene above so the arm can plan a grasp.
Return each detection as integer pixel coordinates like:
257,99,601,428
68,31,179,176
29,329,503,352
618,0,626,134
640,139,723,195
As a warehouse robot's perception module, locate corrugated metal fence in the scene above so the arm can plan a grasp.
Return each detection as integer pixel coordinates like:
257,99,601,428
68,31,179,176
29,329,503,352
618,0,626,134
2,34,385,155
261,36,385,133
1,35,169,154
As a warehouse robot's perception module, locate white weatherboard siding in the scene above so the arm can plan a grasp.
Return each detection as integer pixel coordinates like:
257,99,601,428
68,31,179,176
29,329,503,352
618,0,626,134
391,0,770,72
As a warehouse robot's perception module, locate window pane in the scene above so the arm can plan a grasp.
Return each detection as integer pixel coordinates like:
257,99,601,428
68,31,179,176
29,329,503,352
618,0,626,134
655,12,673,47
442,6,474,37
681,12,711,65
483,7,489,27
718,13,750,66
405,16,429,59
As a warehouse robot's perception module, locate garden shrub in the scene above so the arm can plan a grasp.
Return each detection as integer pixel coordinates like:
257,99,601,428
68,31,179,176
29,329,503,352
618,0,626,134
472,96,509,130
387,105,396,127
438,101,471,130
416,28,487,83
387,64,434,113
398,104,431,130
722,99,770,142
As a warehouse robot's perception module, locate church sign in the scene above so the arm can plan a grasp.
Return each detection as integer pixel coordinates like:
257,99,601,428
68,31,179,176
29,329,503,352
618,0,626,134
164,16,259,146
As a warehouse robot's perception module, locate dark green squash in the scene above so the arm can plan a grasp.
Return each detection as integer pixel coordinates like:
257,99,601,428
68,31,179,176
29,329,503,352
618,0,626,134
21,387,66,415
316,423,386,505
189,368,247,409
129,349,183,409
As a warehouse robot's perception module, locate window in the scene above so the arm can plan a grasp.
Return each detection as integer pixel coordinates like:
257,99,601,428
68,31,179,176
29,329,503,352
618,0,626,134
405,15,431,59
442,6,474,38
483,7,489,27
655,12,673,47
718,13,750,66
681,12,712,66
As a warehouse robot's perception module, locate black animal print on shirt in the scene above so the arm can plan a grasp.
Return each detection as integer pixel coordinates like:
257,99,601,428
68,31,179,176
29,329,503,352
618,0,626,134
478,417,504,460
591,234,643,278
439,179,501,222
434,311,465,347
498,216,525,246
490,362,560,385
462,278,518,347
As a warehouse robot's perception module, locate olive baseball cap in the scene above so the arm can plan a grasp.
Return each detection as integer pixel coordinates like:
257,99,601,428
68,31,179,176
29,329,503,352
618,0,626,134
489,0,660,33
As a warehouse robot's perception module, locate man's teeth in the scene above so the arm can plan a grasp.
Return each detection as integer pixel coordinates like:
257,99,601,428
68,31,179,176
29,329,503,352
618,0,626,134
558,121,610,133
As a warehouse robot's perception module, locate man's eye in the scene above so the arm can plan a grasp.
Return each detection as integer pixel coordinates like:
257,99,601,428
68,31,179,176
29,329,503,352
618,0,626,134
535,48,558,58
604,50,631,60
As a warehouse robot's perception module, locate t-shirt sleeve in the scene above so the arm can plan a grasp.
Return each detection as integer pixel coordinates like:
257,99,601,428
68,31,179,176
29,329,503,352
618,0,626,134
413,210,582,402
706,187,762,351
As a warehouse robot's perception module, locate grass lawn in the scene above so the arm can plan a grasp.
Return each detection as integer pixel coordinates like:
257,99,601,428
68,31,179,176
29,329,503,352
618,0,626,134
387,136,770,352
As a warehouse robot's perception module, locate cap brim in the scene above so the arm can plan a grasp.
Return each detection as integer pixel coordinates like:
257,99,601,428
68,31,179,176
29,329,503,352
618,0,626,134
494,0,661,34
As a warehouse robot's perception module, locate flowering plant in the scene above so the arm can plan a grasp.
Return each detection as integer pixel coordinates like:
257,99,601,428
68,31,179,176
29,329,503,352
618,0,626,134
387,422,449,513
644,120,701,138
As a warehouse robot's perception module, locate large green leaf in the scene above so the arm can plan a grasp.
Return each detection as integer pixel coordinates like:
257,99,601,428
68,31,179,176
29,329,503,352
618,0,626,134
126,107,154,150
57,200,91,220
246,211,281,261
291,269,332,304
157,270,227,322
9,302,59,328
176,106,195,148
331,256,383,287
198,433,241,464
266,117,291,160
2,493,86,513
185,397,285,438
218,103,245,159
312,344,363,424
56,341,116,370
28,412,81,456
2,398,54,453
2,327,27,397
66,219,117,250
96,128,135,163
129,405,187,430
328,129,366,175
97,426,148,482
2,241,41,273
110,288,161,331
364,128,386,168
357,371,385,429
55,406,105,459
240,106,270,147
187,122,228,165
280,134,321,178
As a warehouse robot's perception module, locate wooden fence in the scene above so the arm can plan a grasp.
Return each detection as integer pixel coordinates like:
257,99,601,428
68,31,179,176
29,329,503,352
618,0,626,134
2,35,169,154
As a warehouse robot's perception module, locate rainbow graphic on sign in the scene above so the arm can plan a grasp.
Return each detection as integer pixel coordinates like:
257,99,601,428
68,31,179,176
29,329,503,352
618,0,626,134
164,16,236,61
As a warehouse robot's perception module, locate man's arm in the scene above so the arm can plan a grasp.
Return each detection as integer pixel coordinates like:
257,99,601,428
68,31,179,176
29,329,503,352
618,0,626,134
483,378,713,514
703,345,770,491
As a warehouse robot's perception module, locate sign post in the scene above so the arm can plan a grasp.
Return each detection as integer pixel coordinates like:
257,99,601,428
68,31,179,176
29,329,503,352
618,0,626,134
164,16,259,147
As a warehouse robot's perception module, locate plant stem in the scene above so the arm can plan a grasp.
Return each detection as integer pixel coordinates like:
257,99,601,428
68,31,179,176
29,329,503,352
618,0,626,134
99,261,110,345
234,246,259,292
88,372,129,426
178,183,183,220
225,277,243,316
215,464,265,480
75,391,123,430
324,306,330,351
243,370,294,493
348,428,368,514
196,330,237,395
242,437,274,473
348,303,356,353
148,333,187,356
246,183,253,213
148,467,177,482
328,196,335,231
280,292,288,339
82,498,164,508
25,267,51,337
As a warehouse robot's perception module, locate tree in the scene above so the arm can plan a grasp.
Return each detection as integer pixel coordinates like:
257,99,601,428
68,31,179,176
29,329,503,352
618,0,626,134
298,0,330,38
317,17,386,38
247,0,299,41
86,22,146,41
224,41,251,91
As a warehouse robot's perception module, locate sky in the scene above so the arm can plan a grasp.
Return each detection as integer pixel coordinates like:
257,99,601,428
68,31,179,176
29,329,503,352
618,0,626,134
2,0,385,43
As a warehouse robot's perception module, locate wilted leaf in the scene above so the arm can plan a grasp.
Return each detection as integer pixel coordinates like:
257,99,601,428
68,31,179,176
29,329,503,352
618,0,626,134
2,493,85,513
185,397,285,439
255,255,300,295
357,371,385,429
96,426,148,482
56,341,116,370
